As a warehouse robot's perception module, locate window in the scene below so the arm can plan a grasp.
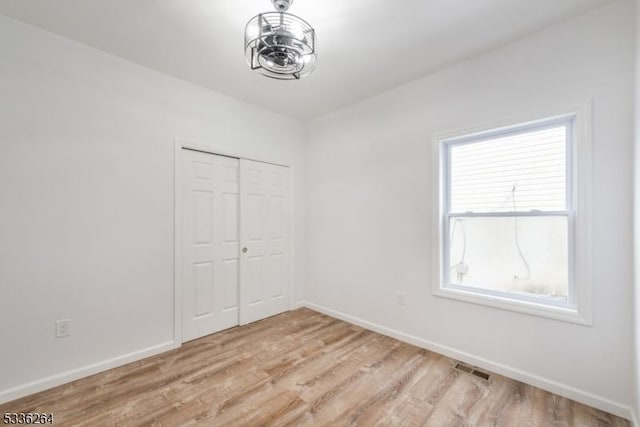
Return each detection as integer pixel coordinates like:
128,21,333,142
434,111,592,324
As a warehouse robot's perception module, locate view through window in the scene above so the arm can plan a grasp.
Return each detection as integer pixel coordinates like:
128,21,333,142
442,117,574,305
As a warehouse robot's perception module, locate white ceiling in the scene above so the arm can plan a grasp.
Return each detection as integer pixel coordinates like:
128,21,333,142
0,0,613,120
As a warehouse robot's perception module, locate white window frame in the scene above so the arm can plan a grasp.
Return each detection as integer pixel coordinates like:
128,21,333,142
432,105,593,325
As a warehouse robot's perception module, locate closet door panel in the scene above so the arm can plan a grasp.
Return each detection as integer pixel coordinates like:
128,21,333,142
240,159,291,324
181,149,240,342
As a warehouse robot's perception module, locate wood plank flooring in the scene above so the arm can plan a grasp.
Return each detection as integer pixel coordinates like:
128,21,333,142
0,308,630,426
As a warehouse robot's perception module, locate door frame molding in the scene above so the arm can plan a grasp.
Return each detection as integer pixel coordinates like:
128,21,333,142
173,138,293,346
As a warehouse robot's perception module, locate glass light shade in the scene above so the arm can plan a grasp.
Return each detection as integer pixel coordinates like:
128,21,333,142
244,12,316,80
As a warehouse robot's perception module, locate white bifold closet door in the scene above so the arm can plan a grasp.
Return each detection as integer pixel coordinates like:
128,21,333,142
181,149,290,342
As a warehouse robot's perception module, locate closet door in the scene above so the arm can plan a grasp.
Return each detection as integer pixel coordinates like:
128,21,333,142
239,159,291,324
181,149,240,342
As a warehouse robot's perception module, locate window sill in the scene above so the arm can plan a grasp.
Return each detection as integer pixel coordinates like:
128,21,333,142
434,285,592,326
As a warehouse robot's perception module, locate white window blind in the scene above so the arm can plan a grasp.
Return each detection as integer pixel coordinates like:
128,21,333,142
449,126,567,213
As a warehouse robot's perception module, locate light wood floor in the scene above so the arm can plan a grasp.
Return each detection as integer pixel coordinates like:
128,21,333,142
0,308,630,426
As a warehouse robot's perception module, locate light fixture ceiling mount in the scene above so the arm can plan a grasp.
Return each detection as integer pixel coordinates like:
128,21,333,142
271,0,292,12
244,0,317,80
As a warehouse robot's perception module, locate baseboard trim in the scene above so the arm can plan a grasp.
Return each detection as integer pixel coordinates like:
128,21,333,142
0,341,177,405
291,300,306,310
300,301,634,422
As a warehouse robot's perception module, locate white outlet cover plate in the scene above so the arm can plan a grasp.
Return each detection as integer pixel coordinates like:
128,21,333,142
55,319,71,338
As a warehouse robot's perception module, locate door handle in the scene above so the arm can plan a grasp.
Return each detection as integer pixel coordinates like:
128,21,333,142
242,247,248,254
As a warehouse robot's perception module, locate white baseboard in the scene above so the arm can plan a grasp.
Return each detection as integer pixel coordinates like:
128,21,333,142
291,300,306,310
299,301,635,422
0,341,177,405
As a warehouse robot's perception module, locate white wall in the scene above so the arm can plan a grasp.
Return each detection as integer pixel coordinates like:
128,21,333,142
306,0,635,417
0,15,305,401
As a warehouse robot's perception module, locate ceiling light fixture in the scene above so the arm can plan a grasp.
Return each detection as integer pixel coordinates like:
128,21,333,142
244,0,317,80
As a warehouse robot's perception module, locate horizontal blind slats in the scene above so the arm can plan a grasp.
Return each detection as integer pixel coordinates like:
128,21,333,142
449,126,567,213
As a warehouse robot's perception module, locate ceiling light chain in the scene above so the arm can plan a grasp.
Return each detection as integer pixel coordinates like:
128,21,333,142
244,0,317,80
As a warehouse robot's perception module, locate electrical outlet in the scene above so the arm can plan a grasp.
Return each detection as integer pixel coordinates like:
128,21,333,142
55,319,71,338
397,291,406,306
